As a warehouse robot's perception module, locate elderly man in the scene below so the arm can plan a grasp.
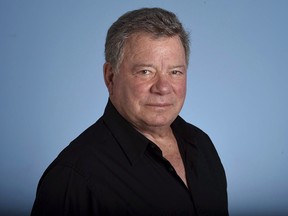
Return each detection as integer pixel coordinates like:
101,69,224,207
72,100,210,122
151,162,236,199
31,8,228,216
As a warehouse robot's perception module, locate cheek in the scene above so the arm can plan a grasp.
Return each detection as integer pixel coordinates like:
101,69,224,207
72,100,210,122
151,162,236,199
182,84,187,96
114,81,146,107
174,81,187,97
129,81,150,97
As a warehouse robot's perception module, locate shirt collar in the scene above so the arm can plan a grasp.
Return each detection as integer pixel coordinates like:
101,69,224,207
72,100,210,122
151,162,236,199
102,100,198,165
171,116,198,146
102,100,150,165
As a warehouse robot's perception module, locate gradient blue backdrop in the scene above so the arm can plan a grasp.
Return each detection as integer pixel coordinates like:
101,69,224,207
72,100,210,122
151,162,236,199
1,1,287,215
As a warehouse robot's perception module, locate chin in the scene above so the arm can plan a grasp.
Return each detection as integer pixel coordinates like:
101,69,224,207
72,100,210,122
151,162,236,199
144,117,174,128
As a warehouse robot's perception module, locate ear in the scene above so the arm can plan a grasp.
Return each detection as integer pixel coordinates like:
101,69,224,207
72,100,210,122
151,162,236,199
103,62,115,95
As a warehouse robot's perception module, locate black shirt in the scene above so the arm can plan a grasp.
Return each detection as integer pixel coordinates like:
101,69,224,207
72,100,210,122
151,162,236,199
31,101,228,216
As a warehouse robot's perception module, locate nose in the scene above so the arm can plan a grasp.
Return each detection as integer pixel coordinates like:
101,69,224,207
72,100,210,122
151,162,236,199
150,73,172,95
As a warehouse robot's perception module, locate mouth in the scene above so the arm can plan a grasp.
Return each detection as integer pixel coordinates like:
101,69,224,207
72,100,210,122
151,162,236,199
146,103,172,108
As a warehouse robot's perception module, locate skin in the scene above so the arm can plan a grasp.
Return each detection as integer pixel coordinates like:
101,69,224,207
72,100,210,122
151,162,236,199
104,32,187,139
104,32,188,186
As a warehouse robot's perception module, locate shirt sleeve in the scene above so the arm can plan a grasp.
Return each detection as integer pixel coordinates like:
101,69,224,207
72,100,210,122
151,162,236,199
31,165,96,216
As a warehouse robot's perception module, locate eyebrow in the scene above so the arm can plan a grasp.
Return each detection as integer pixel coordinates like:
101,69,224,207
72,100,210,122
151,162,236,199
132,64,155,69
169,65,186,69
132,64,187,70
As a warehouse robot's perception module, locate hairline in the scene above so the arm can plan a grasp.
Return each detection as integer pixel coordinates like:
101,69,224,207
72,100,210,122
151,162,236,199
112,32,188,73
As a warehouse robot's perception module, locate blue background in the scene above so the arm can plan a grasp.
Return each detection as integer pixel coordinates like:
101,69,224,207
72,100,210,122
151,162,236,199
1,0,287,215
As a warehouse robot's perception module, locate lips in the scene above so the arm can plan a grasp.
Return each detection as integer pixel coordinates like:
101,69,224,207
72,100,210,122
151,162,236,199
146,103,172,107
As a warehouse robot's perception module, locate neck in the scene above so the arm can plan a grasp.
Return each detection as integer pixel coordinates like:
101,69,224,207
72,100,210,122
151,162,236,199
134,124,175,147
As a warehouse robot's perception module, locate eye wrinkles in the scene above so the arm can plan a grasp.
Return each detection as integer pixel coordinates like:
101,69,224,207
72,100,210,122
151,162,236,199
132,64,187,78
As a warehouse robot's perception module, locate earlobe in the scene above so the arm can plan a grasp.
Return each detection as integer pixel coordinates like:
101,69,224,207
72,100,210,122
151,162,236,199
103,63,114,95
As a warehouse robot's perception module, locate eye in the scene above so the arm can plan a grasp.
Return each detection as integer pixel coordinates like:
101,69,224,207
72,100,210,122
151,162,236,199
136,69,154,77
171,70,183,75
133,65,156,78
140,70,151,75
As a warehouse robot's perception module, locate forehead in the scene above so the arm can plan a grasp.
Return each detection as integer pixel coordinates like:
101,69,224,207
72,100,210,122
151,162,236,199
123,32,185,59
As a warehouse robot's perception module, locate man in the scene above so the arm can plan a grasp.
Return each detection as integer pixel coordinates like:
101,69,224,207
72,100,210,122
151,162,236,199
31,8,228,216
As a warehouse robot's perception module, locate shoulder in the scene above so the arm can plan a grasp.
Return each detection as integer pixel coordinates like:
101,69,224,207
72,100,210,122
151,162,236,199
40,117,114,184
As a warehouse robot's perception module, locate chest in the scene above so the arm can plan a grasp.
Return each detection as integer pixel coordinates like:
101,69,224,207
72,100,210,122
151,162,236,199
156,138,188,187
92,149,195,215
164,148,188,187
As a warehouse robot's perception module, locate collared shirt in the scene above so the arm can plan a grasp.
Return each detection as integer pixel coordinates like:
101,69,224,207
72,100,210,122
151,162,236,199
31,101,228,216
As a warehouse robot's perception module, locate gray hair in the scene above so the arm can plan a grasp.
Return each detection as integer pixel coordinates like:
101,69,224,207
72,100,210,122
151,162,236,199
105,7,190,72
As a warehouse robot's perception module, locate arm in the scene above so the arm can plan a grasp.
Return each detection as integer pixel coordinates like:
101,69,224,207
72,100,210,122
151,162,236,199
31,165,95,216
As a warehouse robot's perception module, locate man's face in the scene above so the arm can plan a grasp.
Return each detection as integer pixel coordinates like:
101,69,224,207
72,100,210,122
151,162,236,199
107,33,187,131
